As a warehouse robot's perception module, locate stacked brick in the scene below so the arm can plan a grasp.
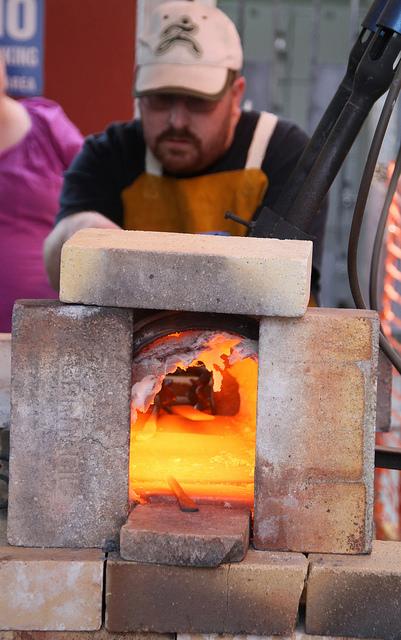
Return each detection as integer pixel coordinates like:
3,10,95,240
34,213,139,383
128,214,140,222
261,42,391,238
7,301,133,549
0,511,401,638
59,229,312,317
254,309,379,554
1,229,391,637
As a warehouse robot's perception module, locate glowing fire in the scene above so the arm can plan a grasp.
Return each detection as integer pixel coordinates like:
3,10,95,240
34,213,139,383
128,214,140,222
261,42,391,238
129,331,258,506
382,180,401,327
376,163,401,541
381,165,401,422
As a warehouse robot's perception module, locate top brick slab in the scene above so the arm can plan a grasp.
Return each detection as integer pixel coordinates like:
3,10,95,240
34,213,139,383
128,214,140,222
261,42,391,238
59,229,312,317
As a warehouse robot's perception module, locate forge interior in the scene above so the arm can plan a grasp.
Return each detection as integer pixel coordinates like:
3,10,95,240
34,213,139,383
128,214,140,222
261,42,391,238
129,329,258,506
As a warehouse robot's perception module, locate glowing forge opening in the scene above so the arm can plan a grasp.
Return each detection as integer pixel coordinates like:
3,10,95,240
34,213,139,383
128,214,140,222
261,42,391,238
129,330,258,506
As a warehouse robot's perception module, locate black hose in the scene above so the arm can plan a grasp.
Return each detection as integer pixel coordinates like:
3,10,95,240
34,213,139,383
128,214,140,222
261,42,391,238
348,59,401,373
369,142,401,312
286,29,401,230
272,28,375,218
272,0,390,218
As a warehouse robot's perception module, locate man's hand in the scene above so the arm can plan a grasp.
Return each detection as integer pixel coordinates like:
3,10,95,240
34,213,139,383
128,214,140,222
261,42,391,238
44,211,120,291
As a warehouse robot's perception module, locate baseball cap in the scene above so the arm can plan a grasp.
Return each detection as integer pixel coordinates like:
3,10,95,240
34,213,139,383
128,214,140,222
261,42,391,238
135,1,243,100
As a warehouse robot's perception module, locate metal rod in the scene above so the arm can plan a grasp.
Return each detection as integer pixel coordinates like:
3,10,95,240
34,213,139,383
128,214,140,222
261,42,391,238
167,476,199,512
248,0,397,241
285,28,401,229
270,24,377,219
375,444,401,470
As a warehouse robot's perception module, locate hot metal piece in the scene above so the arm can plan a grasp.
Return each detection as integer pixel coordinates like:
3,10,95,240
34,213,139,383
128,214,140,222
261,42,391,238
167,476,199,512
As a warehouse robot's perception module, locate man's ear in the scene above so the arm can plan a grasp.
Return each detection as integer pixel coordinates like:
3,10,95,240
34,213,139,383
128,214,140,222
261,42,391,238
232,75,246,108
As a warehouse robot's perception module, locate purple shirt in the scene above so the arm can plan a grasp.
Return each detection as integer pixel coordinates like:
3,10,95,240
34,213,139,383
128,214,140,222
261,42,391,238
0,98,83,332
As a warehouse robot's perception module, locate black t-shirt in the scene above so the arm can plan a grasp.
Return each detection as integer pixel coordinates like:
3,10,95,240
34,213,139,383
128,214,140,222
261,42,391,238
58,110,327,297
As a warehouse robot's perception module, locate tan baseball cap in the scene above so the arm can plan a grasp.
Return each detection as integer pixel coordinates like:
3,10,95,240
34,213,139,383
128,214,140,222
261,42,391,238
135,1,243,100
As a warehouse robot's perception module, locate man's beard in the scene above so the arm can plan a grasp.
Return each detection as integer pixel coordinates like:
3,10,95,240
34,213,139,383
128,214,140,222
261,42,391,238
153,127,202,174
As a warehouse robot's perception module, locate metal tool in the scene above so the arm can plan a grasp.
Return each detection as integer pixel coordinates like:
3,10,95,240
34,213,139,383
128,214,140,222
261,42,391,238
375,444,401,470
167,476,199,513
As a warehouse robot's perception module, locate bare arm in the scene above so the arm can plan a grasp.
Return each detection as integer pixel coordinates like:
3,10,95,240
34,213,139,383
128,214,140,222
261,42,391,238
44,211,120,291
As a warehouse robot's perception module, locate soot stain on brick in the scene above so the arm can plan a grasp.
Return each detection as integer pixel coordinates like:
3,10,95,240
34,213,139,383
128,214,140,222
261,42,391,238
346,526,365,552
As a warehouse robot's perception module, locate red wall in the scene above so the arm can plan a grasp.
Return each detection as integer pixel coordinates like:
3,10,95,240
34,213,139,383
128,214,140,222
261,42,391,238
44,0,136,135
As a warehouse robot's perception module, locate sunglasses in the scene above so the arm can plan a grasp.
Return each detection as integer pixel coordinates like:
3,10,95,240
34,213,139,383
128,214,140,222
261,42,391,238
141,93,220,114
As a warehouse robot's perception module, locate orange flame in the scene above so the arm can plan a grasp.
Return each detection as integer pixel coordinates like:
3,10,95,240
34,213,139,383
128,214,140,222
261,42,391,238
382,162,401,347
129,333,257,506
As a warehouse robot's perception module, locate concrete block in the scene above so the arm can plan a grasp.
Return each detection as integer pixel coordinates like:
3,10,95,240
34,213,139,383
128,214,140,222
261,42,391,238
307,632,378,640
177,635,289,640
1,631,173,639
120,504,249,566
59,229,312,317
225,551,307,636
0,333,11,430
177,635,293,640
254,482,367,554
178,631,380,640
7,300,133,548
177,626,382,640
105,549,308,635
0,547,103,631
254,308,379,554
306,540,401,638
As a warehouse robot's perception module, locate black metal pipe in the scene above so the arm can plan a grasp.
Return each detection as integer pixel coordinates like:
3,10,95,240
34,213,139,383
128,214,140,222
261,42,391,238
286,103,377,230
378,0,401,35
248,0,399,241
375,445,401,470
272,29,375,218
362,0,390,31
285,28,401,230
269,0,387,219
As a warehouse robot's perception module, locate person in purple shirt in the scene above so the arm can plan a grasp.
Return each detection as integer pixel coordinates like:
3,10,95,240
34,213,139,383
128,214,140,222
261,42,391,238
0,58,83,332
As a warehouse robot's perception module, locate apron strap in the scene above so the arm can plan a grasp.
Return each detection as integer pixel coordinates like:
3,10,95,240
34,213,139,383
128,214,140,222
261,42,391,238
245,111,278,169
145,147,162,176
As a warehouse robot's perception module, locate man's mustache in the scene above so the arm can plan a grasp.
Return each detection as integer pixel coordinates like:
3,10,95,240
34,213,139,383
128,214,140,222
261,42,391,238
156,128,201,149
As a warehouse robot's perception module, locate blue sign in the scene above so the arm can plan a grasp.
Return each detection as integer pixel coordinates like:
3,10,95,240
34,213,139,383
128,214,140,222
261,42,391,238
0,0,44,96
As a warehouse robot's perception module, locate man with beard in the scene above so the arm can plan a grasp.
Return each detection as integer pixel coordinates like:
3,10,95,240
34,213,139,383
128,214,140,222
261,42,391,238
44,1,327,300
